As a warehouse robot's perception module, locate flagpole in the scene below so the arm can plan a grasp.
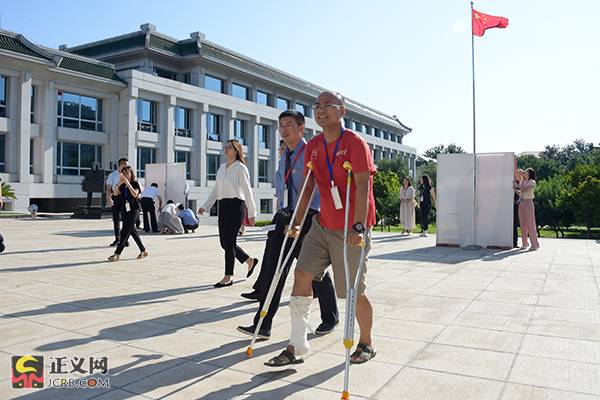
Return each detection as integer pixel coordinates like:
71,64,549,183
467,1,480,250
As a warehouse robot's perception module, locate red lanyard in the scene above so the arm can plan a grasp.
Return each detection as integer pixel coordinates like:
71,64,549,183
284,143,305,184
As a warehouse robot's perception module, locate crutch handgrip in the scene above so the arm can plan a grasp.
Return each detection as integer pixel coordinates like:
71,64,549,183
342,161,352,172
306,161,314,170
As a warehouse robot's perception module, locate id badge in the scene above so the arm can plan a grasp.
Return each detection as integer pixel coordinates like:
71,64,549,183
330,185,343,210
125,202,131,212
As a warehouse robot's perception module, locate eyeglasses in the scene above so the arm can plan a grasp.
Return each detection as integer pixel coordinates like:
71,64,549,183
278,122,298,130
312,103,343,112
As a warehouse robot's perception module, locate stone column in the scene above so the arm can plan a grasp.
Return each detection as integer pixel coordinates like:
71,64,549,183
16,71,32,183
40,80,56,184
118,86,138,168
199,104,208,186
163,95,175,163
249,116,259,187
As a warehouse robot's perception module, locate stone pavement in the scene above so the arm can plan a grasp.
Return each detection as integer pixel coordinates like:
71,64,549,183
0,217,599,400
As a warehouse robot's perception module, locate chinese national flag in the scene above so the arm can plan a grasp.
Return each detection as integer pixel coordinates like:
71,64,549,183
472,9,509,37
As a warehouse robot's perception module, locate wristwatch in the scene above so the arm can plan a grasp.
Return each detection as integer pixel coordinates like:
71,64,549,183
352,222,365,233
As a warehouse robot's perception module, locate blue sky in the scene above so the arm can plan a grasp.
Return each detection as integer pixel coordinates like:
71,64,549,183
2,0,598,155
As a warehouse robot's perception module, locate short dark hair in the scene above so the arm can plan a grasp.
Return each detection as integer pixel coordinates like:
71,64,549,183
177,204,184,210
118,158,128,165
151,183,158,188
279,110,305,126
167,200,174,204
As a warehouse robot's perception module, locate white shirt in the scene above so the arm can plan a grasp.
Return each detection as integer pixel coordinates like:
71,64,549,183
201,161,257,218
141,186,160,199
162,203,178,215
106,170,121,190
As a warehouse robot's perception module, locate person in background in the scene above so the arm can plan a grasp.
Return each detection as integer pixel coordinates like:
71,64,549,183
106,158,129,247
198,139,259,288
517,168,540,251
0,232,5,253
140,183,163,233
513,168,524,248
177,204,199,233
159,200,184,234
418,175,435,237
399,177,416,235
108,166,147,261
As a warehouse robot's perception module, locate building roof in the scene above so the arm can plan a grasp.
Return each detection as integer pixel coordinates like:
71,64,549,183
0,29,124,83
65,24,412,133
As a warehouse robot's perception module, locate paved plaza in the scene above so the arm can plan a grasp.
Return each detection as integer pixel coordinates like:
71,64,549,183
1,217,599,399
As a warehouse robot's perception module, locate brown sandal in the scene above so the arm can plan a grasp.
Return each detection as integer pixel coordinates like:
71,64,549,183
350,343,377,364
264,349,304,367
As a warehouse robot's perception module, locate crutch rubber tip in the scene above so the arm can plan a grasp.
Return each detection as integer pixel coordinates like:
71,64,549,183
341,391,350,400
246,347,254,357
342,161,352,171
343,339,354,349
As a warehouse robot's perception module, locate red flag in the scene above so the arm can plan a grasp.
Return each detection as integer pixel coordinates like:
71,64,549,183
472,9,509,37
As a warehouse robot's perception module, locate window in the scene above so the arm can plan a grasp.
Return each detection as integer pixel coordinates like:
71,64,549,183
175,150,191,179
295,103,309,117
154,68,177,80
378,129,384,139
183,72,191,84
55,142,102,175
137,147,156,178
260,199,272,214
234,119,246,145
0,135,5,172
0,75,6,118
343,118,350,128
30,86,36,123
175,106,191,137
137,99,158,132
57,91,103,132
256,90,271,106
207,113,221,141
30,139,34,174
258,125,269,149
383,131,389,140
352,121,361,132
258,159,269,183
364,125,371,135
373,128,380,138
207,154,220,181
276,97,290,111
232,83,249,101
205,74,224,93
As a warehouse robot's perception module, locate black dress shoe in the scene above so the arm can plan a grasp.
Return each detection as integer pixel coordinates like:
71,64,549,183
240,291,260,301
213,281,233,288
246,258,259,278
315,321,338,335
237,325,270,340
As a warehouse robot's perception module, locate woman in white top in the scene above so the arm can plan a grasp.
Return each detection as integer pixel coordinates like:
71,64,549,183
199,139,259,287
516,168,540,250
399,177,416,234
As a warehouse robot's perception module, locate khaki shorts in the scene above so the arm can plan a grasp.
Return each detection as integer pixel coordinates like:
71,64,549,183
296,215,371,298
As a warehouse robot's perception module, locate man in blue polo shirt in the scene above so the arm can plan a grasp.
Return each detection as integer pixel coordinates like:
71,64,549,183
237,110,338,339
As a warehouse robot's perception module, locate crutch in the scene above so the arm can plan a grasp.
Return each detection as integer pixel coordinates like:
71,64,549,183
246,161,317,357
340,161,370,400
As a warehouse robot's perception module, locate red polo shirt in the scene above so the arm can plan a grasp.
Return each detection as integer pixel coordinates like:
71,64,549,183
304,129,377,231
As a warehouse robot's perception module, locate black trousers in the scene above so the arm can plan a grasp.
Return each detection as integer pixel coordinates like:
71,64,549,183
252,209,339,331
141,197,158,232
111,197,121,241
115,210,145,255
513,203,519,247
218,198,250,276
420,203,431,232
182,222,199,233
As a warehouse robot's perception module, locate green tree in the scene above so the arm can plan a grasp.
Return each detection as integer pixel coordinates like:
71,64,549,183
376,157,410,183
534,176,574,237
416,161,438,186
1,182,17,200
423,143,465,160
373,171,400,231
516,154,561,181
571,176,600,238
566,163,600,188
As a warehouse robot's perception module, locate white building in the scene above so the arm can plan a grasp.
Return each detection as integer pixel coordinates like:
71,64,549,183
0,24,415,217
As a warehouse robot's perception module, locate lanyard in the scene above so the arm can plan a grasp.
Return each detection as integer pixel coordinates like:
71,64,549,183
284,142,305,184
323,128,345,185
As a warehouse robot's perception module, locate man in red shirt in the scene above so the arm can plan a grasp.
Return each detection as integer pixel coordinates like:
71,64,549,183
265,91,377,367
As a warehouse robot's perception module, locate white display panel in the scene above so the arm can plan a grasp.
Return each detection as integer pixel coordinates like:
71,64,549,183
145,163,186,206
436,153,514,248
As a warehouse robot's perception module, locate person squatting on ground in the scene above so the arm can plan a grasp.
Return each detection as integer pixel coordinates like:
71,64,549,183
140,182,163,233
108,166,147,261
177,204,199,233
237,110,339,340
265,91,377,367
158,200,184,234
198,139,259,288
106,158,130,247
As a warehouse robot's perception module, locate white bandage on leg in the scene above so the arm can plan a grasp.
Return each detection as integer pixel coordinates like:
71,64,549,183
289,295,313,356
